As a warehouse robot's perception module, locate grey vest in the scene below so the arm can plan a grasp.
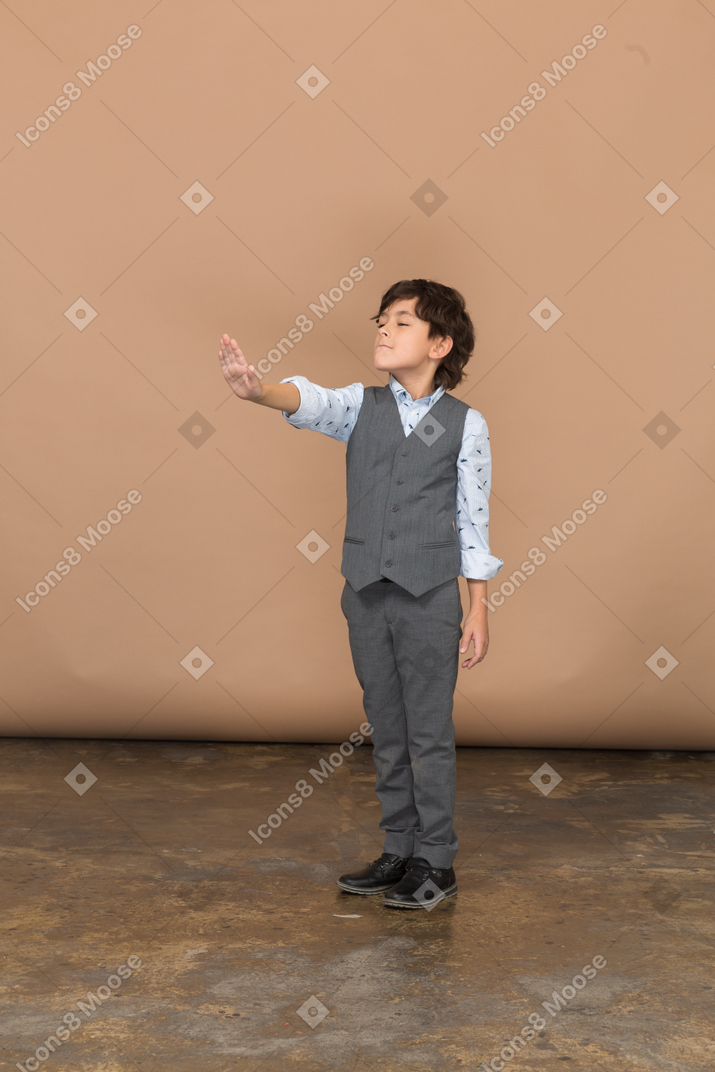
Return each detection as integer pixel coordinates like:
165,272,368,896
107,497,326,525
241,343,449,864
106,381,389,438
340,384,470,598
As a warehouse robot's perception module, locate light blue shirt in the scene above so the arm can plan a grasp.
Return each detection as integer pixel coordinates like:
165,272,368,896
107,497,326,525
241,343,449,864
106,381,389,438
279,372,503,582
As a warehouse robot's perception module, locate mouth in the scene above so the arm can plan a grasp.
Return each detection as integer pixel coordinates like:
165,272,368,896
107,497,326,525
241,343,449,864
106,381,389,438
377,344,391,349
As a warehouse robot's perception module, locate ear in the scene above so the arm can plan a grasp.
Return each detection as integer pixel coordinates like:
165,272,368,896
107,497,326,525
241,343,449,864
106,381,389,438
432,335,453,358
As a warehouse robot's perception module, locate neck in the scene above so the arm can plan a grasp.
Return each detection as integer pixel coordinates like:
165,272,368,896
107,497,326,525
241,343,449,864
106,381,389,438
391,371,438,401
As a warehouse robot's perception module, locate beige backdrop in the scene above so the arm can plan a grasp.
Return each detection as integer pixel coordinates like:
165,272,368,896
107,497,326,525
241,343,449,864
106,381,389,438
1,1,713,747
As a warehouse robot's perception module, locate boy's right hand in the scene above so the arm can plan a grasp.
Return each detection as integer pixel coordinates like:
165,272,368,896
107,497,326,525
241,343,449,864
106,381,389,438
218,334,263,401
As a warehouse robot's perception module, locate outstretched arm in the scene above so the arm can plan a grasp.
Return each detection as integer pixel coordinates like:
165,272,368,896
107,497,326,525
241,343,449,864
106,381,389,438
218,334,300,413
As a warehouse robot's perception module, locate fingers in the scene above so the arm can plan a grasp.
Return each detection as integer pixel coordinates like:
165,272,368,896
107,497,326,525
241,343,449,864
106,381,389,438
218,334,260,395
218,335,233,365
459,630,488,669
219,336,245,364
218,335,247,373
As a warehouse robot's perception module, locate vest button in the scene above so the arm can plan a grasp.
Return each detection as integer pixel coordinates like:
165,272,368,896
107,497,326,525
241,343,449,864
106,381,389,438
385,559,392,567
400,450,408,456
391,505,399,512
388,532,395,539
395,479,403,485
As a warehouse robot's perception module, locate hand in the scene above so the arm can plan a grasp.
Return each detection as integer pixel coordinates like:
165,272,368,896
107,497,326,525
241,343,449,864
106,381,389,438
459,614,489,669
218,334,263,401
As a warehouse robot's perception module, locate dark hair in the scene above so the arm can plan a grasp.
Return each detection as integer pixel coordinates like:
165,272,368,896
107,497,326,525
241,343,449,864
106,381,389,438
369,278,475,391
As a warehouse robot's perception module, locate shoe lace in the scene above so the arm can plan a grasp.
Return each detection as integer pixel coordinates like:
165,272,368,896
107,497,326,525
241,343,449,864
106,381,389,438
376,852,403,870
405,858,432,879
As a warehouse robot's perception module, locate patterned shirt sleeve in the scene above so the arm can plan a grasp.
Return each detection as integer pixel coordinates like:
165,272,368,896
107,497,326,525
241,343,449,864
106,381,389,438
278,375,364,443
456,408,504,581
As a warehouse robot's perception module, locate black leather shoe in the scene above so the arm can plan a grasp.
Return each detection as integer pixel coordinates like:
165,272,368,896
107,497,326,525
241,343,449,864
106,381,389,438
336,852,411,894
382,856,457,909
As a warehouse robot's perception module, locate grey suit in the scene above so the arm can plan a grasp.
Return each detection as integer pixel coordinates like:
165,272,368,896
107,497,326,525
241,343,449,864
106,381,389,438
339,385,468,868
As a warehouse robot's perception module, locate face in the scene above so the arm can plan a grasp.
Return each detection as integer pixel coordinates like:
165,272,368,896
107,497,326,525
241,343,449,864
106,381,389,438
373,296,452,374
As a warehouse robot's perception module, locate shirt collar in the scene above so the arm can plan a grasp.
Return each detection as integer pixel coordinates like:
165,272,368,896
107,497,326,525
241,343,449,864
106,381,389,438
388,372,445,405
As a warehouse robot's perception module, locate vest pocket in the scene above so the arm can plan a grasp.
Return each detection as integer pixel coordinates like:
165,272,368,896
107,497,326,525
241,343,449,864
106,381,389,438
418,540,457,549
343,536,366,544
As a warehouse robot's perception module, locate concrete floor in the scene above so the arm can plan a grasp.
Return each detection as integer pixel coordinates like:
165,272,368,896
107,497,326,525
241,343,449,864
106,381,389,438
1,739,714,1072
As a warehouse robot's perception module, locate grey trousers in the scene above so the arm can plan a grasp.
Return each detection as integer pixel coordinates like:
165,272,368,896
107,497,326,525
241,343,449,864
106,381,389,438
340,575,464,869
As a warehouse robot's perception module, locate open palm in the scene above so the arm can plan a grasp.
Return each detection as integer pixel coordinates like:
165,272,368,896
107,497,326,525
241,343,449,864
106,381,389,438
218,334,262,401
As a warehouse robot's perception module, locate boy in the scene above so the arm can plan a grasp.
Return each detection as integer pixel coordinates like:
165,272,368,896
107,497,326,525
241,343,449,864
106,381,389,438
218,278,503,909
